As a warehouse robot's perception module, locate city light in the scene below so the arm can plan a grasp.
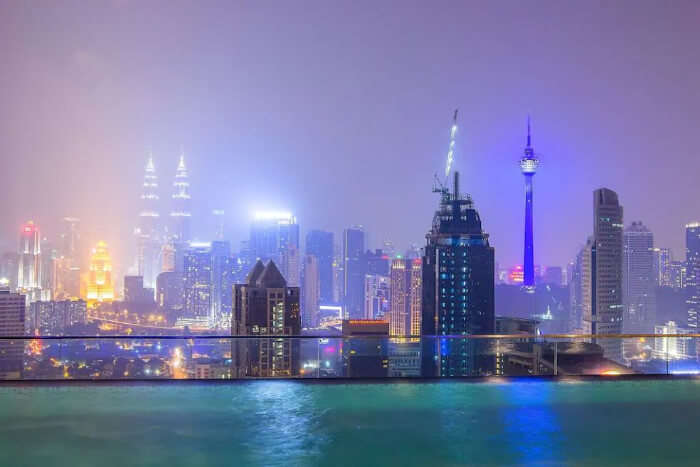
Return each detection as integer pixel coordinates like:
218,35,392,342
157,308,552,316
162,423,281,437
253,210,293,221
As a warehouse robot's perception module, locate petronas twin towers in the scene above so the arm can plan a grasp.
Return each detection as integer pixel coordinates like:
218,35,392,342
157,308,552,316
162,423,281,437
137,150,192,288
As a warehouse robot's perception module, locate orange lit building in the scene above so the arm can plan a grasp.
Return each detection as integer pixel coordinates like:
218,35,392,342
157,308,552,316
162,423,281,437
86,241,114,308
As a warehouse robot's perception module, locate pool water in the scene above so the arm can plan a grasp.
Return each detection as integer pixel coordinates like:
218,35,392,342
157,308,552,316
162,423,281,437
1,379,698,466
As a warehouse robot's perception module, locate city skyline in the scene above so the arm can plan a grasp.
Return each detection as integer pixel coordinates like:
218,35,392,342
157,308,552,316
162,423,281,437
2,1,700,276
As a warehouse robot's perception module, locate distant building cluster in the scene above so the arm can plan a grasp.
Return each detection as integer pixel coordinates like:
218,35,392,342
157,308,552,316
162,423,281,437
2,115,700,379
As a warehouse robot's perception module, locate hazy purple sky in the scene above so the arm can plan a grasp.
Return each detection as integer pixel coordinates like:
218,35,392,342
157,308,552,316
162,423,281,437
2,0,699,277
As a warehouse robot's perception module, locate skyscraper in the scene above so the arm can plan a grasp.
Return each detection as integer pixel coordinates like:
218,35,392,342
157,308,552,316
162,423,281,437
17,221,41,290
210,240,231,328
364,273,390,320
685,222,700,329
86,241,114,308
623,222,656,333
389,258,422,337
249,211,299,284
582,188,624,363
212,209,225,241
137,154,162,289
305,230,334,304
653,247,673,287
183,243,213,325
231,260,301,377
302,255,320,328
170,152,192,242
520,118,539,288
343,226,365,319
422,172,495,377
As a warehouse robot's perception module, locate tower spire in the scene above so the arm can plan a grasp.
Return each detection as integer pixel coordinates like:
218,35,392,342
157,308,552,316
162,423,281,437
445,109,458,180
527,115,531,148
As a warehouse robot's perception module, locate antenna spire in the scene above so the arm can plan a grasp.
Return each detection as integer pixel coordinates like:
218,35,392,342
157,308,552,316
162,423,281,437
527,115,532,147
445,108,459,180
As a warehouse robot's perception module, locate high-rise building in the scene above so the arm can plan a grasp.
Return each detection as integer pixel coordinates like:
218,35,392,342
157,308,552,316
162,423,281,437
343,226,365,319
183,243,213,325
137,155,162,289
422,171,495,377
0,253,18,292
29,299,87,336
212,209,225,241
520,118,539,288
231,260,301,377
389,258,422,337
170,152,192,242
86,241,114,308
59,217,81,263
685,222,700,329
280,244,300,287
302,255,320,328
652,321,694,360
669,261,688,290
364,274,390,320
249,211,299,284
623,222,656,333
18,221,41,291
653,247,673,287
305,230,334,304
156,271,184,321
568,243,589,333
582,188,624,363
0,286,25,379
211,240,231,328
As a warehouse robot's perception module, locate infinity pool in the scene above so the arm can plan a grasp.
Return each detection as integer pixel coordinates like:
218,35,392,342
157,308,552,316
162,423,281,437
1,378,697,466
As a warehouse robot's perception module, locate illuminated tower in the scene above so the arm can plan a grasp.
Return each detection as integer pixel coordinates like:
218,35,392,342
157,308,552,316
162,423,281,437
137,153,161,289
171,151,192,242
18,221,41,290
86,241,114,308
520,118,539,288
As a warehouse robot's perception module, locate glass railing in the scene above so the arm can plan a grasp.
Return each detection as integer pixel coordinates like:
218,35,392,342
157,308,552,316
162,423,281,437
1,334,698,380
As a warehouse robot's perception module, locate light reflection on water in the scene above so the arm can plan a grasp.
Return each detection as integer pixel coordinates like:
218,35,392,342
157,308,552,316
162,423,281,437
1,380,700,466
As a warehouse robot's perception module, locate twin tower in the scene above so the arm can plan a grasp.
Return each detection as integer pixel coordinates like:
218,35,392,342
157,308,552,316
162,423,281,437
139,151,192,243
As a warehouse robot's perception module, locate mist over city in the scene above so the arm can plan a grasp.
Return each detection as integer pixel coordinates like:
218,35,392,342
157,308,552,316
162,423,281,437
3,2,700,466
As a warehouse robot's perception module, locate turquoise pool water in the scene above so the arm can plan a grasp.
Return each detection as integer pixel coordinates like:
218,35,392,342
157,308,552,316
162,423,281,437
1,379,698,466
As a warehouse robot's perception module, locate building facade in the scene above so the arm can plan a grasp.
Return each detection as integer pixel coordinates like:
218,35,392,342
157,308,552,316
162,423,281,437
421,172,495,377
231,260,301,377
389,258,422,337
581,188,624,363
623,222,656,333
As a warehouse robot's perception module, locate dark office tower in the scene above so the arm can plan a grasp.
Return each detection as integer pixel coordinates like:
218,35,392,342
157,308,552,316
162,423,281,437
421,171,495,377
685,222,700,329
183,244,213,325
343,226,366,319
0,286,25,379
305,230,334,304
170,152,192,242
623,222,656,333
302,255,320,328
365,249,390,276
156,271,184,321
231,261,301,377
124,276,146,303
137,155,161,289
210,240,231,329
582,189,624,363
520,118,539,288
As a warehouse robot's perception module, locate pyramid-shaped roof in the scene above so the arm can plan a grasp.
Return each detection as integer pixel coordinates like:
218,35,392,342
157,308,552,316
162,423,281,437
256,260,287,288
245,260,265,285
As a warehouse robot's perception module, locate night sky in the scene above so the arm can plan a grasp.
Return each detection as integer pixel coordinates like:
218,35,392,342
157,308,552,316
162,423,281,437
2,1,699,279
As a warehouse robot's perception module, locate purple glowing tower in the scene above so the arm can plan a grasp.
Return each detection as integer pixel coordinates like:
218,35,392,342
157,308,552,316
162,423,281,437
520,117,539,288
